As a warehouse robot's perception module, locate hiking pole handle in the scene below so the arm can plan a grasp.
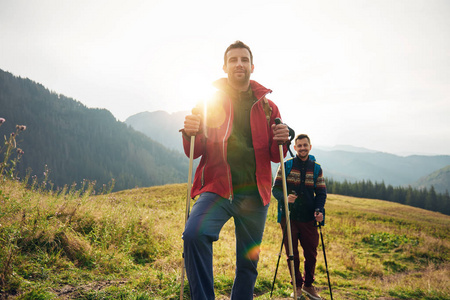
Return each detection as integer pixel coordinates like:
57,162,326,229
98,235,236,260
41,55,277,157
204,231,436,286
274,118,295,142
315,208,321,228
275,118,295,157
274,118,283,146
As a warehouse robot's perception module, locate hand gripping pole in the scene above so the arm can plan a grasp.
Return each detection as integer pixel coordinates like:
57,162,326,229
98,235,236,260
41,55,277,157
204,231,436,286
275,118,297,299
180,135,195,300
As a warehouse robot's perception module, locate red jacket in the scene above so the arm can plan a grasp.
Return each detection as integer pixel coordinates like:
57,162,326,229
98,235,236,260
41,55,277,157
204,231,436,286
182,79,287,206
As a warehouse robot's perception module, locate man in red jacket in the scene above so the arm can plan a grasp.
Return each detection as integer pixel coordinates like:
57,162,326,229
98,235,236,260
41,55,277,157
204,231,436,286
181,40,290,300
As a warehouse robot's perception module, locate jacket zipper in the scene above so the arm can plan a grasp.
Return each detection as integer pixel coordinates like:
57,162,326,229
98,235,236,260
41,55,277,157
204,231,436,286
200,155,207,188
250,91,270,204
224,99,233,202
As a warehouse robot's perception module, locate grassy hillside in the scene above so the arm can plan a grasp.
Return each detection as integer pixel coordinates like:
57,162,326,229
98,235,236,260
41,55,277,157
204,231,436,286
0,179,449,299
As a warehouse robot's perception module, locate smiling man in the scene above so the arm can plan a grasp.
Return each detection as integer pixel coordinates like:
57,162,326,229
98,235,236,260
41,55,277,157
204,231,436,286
181,40,290,300
272,134,327,300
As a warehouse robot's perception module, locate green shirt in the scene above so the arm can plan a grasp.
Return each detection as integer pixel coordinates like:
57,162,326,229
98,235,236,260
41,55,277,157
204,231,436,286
224,84,258,194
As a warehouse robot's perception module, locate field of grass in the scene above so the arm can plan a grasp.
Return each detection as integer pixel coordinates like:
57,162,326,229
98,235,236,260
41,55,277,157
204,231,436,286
0,180,449,299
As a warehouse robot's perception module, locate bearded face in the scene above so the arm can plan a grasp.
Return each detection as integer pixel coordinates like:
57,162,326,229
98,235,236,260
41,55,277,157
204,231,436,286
223,48,254,90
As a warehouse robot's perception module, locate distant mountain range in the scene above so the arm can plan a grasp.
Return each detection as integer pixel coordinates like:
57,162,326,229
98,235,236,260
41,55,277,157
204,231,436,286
315,145,379,153
2,67,448,195
0,69,189,191
125,110,187,153
311,149,450,189
126,111,450,194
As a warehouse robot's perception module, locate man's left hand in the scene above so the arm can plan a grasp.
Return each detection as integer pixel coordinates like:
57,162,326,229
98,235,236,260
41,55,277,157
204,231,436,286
314,211,324,223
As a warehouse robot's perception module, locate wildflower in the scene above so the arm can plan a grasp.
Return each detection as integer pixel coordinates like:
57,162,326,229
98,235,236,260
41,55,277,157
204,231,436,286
0,118,5,125
16,125,27,131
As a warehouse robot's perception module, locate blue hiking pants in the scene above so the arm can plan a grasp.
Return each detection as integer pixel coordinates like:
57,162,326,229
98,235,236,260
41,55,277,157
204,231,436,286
182,192,269,300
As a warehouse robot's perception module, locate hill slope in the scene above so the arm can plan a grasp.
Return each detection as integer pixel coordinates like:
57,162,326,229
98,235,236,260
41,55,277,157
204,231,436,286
0,179,448,299
125,110,187,153
414,165,450,194
0,69,189,191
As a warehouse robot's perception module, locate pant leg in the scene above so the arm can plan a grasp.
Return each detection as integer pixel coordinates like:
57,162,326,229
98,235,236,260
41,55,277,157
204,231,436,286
182,192,231,300
298,220,319,287
230,193,269,300
280,218,303,287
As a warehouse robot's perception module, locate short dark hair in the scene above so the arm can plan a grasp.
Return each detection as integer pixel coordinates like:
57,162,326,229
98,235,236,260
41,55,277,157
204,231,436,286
224,40,253,66
295,134,311,144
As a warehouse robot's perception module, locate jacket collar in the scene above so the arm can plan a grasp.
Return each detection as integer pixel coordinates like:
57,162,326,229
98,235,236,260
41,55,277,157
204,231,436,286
213,78,272,101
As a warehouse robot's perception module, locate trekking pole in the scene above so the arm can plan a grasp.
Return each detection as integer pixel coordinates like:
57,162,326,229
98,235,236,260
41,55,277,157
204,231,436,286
180,135,195,300
315,209,333,300
270,120,296,298
270,221,287,298
274,118,297,300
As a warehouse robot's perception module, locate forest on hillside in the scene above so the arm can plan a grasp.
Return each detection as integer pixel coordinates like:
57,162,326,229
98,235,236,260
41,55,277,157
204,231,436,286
326,178,450,215
0,69,189,191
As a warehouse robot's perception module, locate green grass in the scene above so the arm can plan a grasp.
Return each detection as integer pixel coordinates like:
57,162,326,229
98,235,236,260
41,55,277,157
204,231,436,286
0,180,449,299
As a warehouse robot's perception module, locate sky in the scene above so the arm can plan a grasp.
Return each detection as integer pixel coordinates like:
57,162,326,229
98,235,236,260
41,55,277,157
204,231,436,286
1,0,449,156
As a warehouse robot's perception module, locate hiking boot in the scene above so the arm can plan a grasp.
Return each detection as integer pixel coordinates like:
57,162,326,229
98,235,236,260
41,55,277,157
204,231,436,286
290,292,306,299
290,294,307,300
290,286,305,299
302,285,322,300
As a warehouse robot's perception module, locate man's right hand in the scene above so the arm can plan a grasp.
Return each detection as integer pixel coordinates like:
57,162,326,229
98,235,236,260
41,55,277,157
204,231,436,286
287,193,297,204
183,114,201,136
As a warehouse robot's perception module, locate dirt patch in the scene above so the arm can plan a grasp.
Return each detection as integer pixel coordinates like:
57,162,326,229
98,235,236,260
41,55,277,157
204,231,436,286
53,280,128,299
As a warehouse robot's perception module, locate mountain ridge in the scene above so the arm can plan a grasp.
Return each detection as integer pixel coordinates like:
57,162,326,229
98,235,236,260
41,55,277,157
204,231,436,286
0,69,189,191
125,110,450,191
413,165,450,194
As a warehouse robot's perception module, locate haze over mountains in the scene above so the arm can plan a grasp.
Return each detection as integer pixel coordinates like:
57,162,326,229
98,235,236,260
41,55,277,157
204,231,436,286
0,69,189,191
125,110,450,194
1,68,448,194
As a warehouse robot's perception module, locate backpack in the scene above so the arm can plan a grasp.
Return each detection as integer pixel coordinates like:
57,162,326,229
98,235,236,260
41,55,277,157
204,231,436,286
281,154,325,225
284,154,321,187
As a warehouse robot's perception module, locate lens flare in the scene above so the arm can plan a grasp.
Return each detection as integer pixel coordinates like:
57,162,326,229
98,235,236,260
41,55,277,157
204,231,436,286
245,244,261,261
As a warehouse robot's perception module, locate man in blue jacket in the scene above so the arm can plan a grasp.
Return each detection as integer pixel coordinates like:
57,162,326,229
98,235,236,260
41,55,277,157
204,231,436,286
272,134,327,300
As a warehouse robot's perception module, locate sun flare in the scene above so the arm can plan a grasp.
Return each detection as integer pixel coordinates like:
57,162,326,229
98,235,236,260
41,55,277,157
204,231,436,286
178,73,217,111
